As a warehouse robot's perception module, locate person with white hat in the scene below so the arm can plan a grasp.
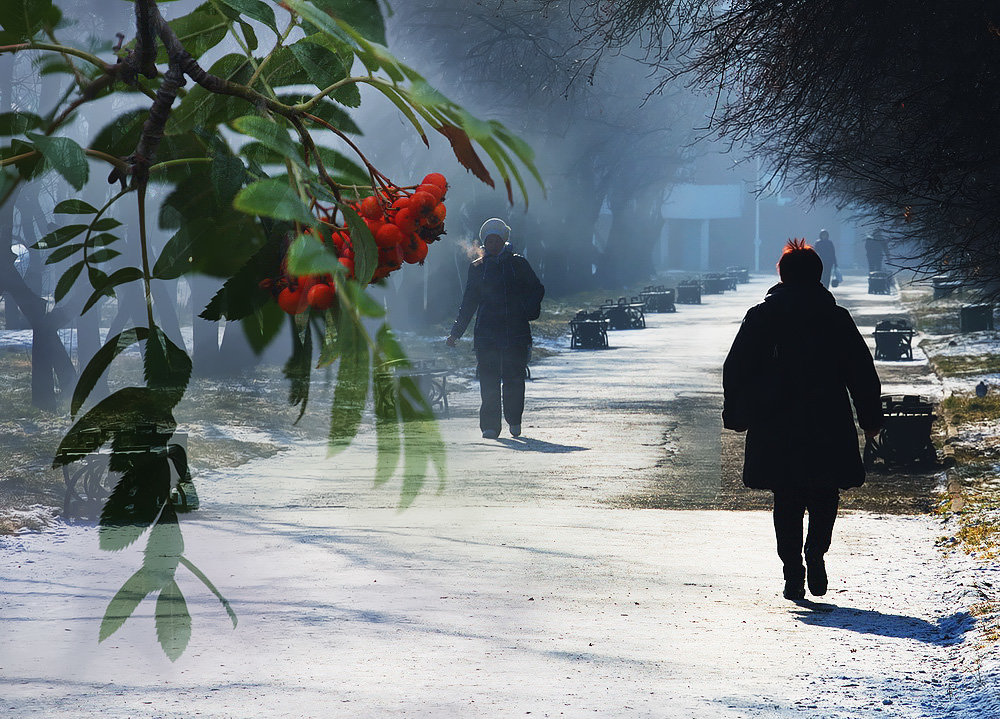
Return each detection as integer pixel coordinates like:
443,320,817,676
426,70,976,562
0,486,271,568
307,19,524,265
446,218,545,439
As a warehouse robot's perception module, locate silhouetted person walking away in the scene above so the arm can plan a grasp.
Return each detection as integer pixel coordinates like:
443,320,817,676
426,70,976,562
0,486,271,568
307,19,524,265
723,240,882,600
447,218,544,439
814,229,838,288
864,229,890,273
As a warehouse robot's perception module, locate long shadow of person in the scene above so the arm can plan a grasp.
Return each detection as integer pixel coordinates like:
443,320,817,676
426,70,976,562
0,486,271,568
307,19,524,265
790,600,973,645
495,437,588,454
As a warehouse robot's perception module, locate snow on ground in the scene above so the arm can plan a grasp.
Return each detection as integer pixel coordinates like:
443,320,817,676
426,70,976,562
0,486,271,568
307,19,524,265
1,272,998,718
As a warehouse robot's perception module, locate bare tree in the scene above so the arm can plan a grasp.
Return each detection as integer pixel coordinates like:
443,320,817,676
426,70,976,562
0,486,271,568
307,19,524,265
539,0,1000,294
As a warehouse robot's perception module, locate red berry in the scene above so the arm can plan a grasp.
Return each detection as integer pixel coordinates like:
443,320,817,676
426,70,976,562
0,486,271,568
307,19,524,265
338,257,355,277
307,283,336,311
359,196,382,221
416,183,444,202
277,287,307,314
379,244,403,269
403,238,428,264
410,191,436,213
421,173,447,190
390,196,410,211
375,224,406,248
393,207,417,233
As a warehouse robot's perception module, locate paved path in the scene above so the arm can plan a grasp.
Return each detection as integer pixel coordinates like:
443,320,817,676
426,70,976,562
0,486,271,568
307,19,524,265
0,272,969,718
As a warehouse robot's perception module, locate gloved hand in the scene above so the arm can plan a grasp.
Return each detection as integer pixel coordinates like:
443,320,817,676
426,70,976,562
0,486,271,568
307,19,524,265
445,335,457,347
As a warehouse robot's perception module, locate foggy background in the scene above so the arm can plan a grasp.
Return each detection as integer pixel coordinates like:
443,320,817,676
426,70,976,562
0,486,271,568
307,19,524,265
1,0,863,380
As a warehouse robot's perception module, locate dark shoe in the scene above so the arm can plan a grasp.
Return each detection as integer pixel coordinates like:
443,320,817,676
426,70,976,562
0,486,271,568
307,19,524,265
783,578,806,600
806,558,828,596
509,424,521,437
782,564,806,600
482,429,499,439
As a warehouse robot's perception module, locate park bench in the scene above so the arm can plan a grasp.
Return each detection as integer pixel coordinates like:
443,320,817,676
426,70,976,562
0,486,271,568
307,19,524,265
868,271,893,295
960,303,994,332
873,318,914,361
931,276,962,299
639,285,676,313
61,427,194,521
863,395,938,470
569,310,610,349
701,273,731,294
676,280,702,304
403,360,452,415
727,266,750,284
600,297,646,330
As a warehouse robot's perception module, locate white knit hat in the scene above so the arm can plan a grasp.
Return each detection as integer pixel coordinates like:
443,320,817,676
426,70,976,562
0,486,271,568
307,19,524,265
479,217,510,244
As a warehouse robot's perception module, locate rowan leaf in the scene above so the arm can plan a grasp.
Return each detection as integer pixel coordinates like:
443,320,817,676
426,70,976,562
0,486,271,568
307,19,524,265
72,327,150,417
54,198,98,215
26,132,89,190
155,580,191,663
99,566,158,642
233,179,315,224
437,124,493,188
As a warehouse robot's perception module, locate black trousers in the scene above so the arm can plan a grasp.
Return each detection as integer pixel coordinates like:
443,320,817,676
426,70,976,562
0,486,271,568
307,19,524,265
476,346,527,432
772,485,839,573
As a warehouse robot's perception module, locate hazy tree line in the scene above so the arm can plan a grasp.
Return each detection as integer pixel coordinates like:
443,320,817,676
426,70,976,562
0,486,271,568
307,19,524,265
538,0,1000,296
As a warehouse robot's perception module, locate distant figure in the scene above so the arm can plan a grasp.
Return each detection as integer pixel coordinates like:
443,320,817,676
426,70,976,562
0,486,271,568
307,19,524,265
813,229,838,288
723,240,882,600
864,229,890,273
447,218,545,439
976,381,988,398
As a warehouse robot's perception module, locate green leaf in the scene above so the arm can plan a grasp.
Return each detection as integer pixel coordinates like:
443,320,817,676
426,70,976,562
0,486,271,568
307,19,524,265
53,386,175,468
238,19,258,51
54,198,98,214
99,566,158,642
54,260,85,304
99,455,172,551
231,115,303,168
216,0,277,30
286,232,343,277
305,0,385,44
81,267,142,314
44,242,84,264
288,36,350,94
328,309,369,453
87,248,120,264
0,0,54,42
283,319,313,421
179,557,238,628
90,217,123,231
168,55,253,134
233,179,315,224
210,152,246,205
258,45,310,88
26,132,89,190
279,94,361,135
153,228,195,280
156,580,191,662
341,204,377,284
88,233,119,248
241,300,285,354
32,224,86,250
0,111,43,136
200,238,282,321
7,137,44,180
72,327,150,418
144,325,192,404
157,2,229,63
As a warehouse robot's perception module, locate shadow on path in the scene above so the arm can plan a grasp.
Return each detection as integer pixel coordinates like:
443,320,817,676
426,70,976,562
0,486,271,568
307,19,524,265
495,437,588,453
791,600,973,645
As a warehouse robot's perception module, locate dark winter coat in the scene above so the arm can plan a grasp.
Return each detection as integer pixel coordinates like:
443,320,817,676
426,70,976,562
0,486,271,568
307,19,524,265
814,238,838,287
450,245,545,350
722,282,882,491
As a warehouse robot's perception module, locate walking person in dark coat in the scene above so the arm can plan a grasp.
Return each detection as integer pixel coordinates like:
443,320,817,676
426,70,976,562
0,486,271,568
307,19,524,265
864,229,890,273
722,240,882,600
813,228,838,288
447,218,545,439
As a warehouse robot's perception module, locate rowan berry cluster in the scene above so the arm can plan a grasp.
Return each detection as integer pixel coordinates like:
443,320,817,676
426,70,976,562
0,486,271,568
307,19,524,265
263,172,448,315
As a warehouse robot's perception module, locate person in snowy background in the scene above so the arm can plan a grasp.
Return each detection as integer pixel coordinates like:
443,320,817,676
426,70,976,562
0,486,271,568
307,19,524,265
446,218,545,439
722,240,883,600
813,228,838,289
864,229,890,273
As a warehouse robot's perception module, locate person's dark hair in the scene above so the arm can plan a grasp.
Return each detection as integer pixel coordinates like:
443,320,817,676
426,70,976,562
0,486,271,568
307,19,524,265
777,239,823,284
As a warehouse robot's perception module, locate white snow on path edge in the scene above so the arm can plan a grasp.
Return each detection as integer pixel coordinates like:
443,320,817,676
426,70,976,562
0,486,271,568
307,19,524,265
0,507,997,718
